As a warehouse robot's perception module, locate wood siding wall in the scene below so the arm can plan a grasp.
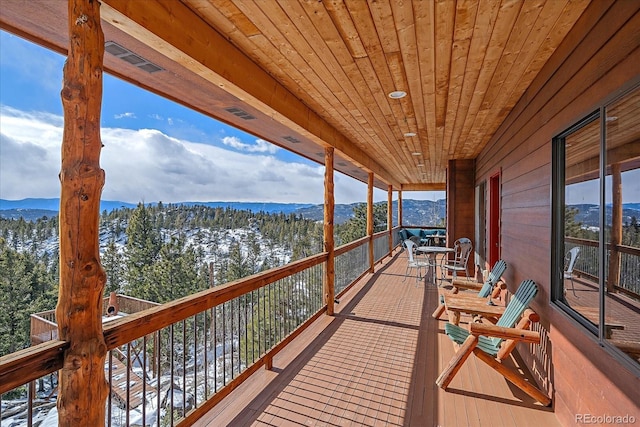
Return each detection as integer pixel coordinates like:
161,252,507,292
475,1,640,424
447,159,475,278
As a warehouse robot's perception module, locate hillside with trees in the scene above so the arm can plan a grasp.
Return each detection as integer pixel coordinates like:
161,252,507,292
0,200,406,358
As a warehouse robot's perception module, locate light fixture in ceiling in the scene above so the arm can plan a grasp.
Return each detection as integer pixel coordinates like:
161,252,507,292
412,152,422,156
417,163,424,167
388,90,407,99
404,132,417,137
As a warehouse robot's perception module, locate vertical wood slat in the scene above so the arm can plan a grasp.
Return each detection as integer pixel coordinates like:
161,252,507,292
56,0,109,425
368,172,374,273
324,147,335,315
388,185,393,255
398,189,403,228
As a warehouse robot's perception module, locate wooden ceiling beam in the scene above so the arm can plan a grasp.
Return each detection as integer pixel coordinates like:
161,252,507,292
99,0,401,188
401,183,446,192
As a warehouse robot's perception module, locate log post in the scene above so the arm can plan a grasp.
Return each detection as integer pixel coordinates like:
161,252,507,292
387,185,393,256
324,147,335,315
56,0,109,425
607,163,622,293
398,189,403,228
367,172,374,273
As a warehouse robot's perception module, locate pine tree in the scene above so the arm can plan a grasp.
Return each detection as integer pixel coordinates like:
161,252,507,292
0,240,35,355
124,203,162,298
102,240,125,295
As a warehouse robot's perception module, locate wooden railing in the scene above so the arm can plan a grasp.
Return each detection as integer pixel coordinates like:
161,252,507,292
565,236,640,297
0,227,402,426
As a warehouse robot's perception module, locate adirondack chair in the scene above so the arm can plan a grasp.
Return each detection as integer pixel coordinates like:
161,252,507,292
435,279,551,406
432,259,507,319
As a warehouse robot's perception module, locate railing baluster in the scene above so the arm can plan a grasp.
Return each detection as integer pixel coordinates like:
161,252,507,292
27,380,33,427
0,245,397,426
170,323,175,427
108,350,113,427
194,312,198,410
142,334,147,427
182,319,187,418
156,330,161,427
222,301,226,387
126,341,131,426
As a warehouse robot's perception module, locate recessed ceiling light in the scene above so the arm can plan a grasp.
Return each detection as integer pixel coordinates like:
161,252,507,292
388,91,407,99
417,163,424,167
606,116,618,122
412,152,421,156
404,132,417,137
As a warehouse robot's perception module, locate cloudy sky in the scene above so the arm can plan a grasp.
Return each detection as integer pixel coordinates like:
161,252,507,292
0,31,443,205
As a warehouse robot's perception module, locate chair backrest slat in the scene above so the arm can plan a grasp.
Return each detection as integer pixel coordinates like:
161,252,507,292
488,279,538,348
478,259,507,298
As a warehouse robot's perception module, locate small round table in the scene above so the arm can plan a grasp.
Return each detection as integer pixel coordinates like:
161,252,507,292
416,246,454,284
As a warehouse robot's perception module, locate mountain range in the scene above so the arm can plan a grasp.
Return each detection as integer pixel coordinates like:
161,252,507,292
0,198,446,225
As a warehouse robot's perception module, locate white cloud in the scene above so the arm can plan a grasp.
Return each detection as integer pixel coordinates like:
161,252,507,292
0,107,352,203
221,136,278,154
114,112,136,119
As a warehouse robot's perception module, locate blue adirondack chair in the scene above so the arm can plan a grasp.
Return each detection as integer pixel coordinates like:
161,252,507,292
436,279,551,406
432,259,508,319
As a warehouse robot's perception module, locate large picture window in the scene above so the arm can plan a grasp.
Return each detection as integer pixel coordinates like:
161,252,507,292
552,85,640,371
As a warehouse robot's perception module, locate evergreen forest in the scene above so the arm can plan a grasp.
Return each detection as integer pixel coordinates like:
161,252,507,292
0,201,390,357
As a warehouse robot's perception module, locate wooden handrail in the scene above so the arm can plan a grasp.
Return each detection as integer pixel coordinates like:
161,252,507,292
566,236,640,257
335,235,369,256
0,340,69,394
1,238,397,409
103,252,327,349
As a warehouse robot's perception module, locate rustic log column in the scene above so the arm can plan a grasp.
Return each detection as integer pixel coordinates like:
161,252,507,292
368,172,374,273
398,189,403,228
607,163,622,293
387,185,393,256
56,0,109,425
324,147,335,315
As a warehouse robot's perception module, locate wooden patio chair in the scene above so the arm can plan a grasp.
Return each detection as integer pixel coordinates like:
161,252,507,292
432,259,507,319
435,279,551,406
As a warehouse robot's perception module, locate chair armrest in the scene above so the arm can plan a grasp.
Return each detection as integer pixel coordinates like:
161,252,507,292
451,279,483,291
469,323,540,344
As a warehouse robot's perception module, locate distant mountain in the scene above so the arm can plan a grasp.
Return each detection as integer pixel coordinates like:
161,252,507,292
0,199,312,216
0,197,447,225
0,209,59,221
290,199,446,225
571,203,640,228
7,198,637,228
0,198,139,212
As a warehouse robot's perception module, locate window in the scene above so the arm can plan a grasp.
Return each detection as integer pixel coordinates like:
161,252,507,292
552,85,640,371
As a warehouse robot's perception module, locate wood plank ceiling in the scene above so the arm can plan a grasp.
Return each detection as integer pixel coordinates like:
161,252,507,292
0,0,590,190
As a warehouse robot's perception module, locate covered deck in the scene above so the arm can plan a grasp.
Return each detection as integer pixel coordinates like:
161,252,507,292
199,251,559,427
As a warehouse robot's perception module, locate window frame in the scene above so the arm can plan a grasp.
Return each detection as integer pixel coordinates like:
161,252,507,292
551,84,640,375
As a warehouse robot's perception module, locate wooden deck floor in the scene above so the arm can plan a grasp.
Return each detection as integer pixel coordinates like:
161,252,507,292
195,250,560,427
